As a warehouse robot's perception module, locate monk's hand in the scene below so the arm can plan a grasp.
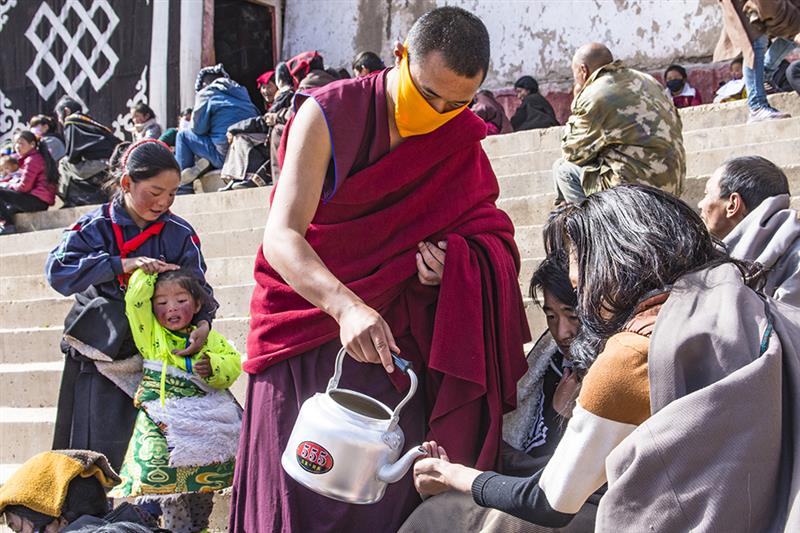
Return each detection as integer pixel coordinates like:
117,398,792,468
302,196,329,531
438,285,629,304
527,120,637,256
553,367,581,418
173,320,210,357
122,257,179,274
337,302,400,373
414,441,481,496
416,241,447,286
194,354,212,378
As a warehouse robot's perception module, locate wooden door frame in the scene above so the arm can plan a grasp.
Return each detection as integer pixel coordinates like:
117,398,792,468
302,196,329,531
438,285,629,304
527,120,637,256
244,0,283,64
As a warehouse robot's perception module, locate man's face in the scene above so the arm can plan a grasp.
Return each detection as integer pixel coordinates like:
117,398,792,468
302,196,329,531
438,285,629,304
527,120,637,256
542,289,579,356
409,50,483,114
698,168,738,239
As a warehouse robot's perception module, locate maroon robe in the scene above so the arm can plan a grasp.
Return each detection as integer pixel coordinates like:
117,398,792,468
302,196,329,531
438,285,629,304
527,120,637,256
231,70,529,532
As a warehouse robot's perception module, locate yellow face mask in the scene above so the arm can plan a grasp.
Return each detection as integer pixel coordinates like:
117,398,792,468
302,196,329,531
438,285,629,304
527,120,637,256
394,48,468,137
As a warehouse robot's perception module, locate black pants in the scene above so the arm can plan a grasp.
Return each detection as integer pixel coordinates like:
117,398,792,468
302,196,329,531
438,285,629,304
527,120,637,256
787,60,800,95
0,188,48,222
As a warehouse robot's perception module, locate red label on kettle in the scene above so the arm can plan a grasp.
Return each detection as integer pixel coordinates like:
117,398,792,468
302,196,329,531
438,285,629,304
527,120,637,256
296,441,334,474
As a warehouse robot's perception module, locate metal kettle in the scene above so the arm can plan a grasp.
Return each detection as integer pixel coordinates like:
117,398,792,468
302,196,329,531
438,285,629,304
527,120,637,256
281,347,427,504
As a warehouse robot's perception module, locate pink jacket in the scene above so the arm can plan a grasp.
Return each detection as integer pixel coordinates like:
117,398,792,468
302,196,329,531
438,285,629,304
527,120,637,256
8,149,56,205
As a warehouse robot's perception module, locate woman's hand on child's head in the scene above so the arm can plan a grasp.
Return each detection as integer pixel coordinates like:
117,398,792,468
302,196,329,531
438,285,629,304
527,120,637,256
194,354,212,378
172,320,210,357
122,257,180,274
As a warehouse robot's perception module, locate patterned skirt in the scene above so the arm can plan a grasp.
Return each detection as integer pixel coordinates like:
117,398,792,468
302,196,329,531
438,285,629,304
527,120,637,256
110,367,237,496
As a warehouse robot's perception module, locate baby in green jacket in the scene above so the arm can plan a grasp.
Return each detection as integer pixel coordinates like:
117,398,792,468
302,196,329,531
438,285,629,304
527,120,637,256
111,267,242,533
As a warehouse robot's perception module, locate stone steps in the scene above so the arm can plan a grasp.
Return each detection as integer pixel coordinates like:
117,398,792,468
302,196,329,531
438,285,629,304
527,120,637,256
0,283,255,330
488,136,800,178
481,112,800,159
3,207,268,255
0,255,257,301
0,228,263,277
13,188,272,233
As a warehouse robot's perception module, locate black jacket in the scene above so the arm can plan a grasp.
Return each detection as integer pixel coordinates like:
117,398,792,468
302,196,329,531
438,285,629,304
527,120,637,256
510,93,559,131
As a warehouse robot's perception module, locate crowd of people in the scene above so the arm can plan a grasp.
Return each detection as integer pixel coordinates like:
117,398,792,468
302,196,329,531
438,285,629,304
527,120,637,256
1,2,800,533
2,0,799,235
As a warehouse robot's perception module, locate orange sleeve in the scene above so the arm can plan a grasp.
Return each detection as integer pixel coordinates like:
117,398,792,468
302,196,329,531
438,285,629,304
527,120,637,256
578,332,651,425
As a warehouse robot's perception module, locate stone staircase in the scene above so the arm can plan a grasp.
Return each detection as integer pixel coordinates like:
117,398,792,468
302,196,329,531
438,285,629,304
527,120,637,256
0,92,798,530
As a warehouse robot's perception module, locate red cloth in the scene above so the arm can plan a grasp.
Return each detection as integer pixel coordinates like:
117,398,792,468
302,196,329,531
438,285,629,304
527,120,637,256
9,149,56,205
246,88,530,469
671,93,703,108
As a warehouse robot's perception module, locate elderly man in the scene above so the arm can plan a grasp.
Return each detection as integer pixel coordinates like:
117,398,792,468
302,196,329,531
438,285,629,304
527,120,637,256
230,6,530,532
553,43,685,204
699,155,800,306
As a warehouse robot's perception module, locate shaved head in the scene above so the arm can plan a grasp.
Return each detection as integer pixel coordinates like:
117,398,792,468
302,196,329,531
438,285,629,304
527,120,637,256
573,43,614,75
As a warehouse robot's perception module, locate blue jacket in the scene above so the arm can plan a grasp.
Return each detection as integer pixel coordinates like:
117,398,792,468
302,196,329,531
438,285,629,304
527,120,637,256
46,198,219,325
191,78,259,146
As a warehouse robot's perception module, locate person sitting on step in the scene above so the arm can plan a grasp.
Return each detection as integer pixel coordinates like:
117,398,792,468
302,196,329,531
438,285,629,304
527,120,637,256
126,103,163,143
55,96,121,208
220,63,297,191
412,184,800,531
399,255,600,533
175,64,259,193
663,64,703,108
352,51,386,78
0,450,162,532
699,155,800,306
510,75,559,132
552,43,685,205
0,131,58,235
29,114,67,161
714,56,747,103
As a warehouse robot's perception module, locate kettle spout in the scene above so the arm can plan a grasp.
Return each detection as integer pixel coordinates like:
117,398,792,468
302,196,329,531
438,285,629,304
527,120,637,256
377,446,428,484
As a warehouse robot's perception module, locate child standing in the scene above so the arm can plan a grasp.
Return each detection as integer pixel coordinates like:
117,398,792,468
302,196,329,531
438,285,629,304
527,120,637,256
110,267,242,533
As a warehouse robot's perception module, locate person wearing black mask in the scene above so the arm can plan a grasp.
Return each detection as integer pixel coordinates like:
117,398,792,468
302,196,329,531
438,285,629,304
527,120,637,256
664,64,702,108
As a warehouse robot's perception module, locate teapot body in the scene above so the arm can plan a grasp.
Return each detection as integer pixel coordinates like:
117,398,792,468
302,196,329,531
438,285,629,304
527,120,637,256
281,387,404,504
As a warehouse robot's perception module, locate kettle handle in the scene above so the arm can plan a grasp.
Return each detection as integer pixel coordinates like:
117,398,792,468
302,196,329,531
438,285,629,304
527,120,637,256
327,347,418,429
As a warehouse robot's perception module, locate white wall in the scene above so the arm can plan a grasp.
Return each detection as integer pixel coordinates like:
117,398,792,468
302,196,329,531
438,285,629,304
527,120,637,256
282,0,722,88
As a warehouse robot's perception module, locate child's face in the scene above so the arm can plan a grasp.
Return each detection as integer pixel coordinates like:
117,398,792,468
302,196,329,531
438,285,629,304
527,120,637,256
152,281,201,332
1,162,17,176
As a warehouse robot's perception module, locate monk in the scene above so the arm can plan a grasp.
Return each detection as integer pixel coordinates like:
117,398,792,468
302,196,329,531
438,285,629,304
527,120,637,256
229,7,530,532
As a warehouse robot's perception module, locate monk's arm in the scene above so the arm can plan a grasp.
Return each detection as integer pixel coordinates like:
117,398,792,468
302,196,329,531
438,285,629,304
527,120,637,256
262,100,399,372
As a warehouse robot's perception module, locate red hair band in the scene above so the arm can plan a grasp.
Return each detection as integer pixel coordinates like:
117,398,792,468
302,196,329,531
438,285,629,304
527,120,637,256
121,138,171,170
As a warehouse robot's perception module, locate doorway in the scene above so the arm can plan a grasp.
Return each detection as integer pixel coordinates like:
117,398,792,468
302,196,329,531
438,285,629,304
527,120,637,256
214,0,276,112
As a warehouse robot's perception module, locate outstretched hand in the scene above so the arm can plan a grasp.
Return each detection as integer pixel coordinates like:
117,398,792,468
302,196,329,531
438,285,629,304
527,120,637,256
413,441,483,497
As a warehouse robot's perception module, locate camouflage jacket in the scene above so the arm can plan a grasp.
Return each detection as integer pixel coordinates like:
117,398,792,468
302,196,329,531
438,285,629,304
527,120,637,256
561,61,686,196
